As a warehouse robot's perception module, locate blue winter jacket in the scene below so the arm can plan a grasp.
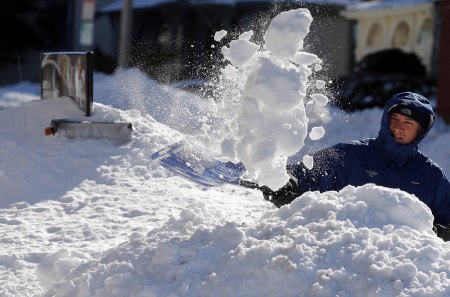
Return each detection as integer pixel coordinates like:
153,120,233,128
288,92,450,225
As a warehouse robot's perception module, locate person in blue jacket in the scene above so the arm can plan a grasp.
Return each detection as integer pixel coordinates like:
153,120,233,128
245,92,450,240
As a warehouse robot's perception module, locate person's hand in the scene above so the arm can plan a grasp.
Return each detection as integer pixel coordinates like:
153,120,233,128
433,223,450,241
240,178,299,207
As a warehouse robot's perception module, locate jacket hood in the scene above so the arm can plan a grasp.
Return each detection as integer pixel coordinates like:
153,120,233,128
375,92,435,167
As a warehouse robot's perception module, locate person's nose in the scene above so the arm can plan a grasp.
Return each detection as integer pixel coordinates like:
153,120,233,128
390,121,403,133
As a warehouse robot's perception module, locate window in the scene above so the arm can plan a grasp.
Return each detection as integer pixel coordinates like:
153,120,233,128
392,21,410,47
417,19,432,46
367,23,383,48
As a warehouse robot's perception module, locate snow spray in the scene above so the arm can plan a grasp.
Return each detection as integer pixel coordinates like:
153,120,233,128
215,8,329,190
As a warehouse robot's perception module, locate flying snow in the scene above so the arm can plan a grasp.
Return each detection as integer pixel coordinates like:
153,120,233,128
218,8,327,190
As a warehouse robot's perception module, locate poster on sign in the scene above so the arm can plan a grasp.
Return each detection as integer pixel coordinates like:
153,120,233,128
40,51,93,116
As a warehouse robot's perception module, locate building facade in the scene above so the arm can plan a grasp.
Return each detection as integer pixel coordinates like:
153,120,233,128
341,0,436,74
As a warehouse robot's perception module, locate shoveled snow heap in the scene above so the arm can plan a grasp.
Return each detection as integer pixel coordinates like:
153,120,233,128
39,185,450,297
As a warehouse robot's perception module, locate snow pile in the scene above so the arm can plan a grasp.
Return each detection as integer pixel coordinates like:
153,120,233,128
217,9,328,190
38,184,450,297
0,81,40,109
0,95,182,207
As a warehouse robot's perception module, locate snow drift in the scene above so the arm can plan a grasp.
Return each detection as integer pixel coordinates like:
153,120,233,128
38,184,450,297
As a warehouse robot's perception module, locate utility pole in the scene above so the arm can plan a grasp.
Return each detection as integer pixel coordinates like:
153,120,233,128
118,0,133,68
437,0,450,123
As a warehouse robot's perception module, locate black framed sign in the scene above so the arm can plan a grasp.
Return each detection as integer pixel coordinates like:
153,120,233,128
41,51,93,116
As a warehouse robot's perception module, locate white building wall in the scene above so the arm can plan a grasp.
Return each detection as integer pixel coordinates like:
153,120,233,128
342,2,435,73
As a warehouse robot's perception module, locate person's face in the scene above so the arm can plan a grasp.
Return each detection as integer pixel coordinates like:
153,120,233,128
389,113,422,144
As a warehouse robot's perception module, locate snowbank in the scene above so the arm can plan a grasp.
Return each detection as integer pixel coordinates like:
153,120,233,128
38,184,450,297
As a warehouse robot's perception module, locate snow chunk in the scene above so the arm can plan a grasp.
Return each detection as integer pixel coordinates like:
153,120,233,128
314,63,323,71
221,64,237,80
214,30,227,42
302,154,314,170
311,93,329,107
291,52,319,65
221,39,259,68
264,9,313,59
37,249,91,291
309,126,325,140
239,30,253,41
244,57,306,110
315,80,326,89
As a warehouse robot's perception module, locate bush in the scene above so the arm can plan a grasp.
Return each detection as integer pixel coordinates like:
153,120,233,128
336,49,435,111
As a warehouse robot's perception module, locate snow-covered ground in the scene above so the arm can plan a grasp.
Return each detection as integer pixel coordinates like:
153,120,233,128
2,7,450,297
